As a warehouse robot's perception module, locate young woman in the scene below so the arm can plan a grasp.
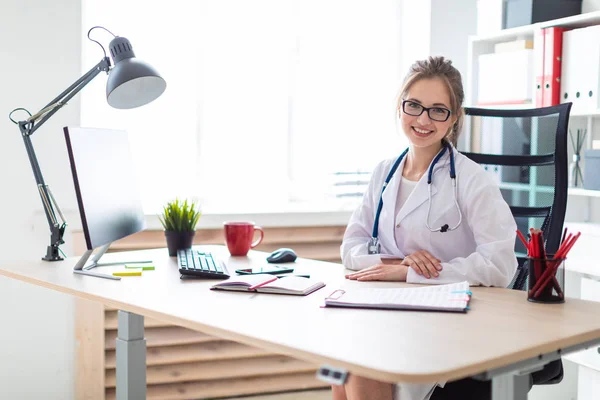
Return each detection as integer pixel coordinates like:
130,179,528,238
334,57,518,400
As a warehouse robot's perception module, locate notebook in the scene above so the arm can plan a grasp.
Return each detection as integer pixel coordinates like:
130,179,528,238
324,281,471,313
211,274,326,296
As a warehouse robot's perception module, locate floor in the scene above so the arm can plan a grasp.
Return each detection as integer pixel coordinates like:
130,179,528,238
229,390,331,400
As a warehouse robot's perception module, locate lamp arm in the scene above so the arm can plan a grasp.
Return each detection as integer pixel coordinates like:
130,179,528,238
25,57,111,134
18,57,111,261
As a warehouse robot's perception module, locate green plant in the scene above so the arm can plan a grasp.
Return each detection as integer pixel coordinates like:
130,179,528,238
159,198,201,232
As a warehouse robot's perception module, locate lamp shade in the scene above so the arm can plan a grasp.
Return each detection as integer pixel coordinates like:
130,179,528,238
106,36,166,109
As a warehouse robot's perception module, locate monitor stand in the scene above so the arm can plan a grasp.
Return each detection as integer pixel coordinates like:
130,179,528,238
73,243,153,280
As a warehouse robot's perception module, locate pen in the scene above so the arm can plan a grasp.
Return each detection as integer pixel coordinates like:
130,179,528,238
275,274,310,278
248,276,278,290
516,230,528,252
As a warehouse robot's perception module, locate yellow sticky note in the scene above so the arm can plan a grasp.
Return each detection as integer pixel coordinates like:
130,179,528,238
112,271,142,277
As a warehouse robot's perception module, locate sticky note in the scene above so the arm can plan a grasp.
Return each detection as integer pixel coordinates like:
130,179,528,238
112,271,142,277
125,264,155,270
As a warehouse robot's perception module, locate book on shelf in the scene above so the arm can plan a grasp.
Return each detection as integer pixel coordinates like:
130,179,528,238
324,281,472,313
211,274,326,296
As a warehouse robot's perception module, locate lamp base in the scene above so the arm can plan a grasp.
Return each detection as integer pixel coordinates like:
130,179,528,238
43,245,63,261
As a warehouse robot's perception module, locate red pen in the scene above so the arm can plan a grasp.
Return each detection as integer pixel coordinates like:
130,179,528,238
516,230,528,252
530,229,540,279
248,276,278,290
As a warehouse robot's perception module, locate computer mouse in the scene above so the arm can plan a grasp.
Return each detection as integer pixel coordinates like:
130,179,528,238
266,248,297,263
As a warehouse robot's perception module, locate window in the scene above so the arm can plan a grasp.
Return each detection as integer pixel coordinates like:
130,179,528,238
81,0,406,214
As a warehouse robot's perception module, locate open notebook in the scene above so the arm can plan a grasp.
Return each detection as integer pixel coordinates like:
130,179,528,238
324,281,471,313
211,274,326,296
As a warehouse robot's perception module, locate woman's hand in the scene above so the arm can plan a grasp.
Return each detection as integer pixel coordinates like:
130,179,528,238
345,259,409,282
401,250,442,279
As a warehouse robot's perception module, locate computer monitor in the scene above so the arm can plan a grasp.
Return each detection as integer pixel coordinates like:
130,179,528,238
64,126,149,280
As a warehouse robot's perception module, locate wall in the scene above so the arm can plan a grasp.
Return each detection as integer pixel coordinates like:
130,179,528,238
399,0,477,150
430,0,477,81
400,0,477,84
0,1,81,398
400,0,479,76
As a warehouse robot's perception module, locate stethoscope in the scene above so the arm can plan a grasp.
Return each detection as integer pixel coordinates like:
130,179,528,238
367,141,463,254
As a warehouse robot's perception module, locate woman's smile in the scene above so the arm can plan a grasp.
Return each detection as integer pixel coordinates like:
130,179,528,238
412,126,434,137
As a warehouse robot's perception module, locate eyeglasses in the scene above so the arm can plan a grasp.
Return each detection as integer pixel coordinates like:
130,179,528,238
401,100,451,122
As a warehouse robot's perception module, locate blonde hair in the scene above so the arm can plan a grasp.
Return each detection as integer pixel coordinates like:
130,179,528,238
398,56,464,146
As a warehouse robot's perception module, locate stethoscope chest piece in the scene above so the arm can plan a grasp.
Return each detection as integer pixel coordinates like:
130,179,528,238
367,237,380,255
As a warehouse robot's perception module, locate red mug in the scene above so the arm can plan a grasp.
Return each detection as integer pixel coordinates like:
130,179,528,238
223,222,264,256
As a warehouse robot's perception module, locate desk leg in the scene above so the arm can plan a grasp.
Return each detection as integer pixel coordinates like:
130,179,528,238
116,311,146,400
492,372,529,400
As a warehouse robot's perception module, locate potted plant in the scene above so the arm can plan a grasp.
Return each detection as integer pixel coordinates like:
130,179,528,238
159,198,202,256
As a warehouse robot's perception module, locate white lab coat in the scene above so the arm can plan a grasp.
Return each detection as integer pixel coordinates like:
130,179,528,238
341,145,517,400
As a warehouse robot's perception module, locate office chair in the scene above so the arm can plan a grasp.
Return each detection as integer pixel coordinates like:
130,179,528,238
431,103,571,400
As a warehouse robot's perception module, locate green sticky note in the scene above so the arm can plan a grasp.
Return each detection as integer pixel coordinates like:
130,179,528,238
125,264,155,270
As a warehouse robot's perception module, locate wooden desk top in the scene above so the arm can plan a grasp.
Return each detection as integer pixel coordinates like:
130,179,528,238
2,245,600,384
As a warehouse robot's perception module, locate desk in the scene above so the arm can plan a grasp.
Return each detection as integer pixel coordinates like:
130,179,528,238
2,246,600,400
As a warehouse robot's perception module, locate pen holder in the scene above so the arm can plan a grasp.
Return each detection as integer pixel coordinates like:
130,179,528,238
527,255,565,304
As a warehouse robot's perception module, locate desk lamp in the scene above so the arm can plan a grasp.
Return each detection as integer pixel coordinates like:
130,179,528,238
9,26,166,261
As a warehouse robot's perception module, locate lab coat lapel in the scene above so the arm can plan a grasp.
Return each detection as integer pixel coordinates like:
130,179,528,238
395,177,437,225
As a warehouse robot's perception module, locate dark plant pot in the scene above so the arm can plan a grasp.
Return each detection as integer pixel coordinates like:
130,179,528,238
165,231,196,256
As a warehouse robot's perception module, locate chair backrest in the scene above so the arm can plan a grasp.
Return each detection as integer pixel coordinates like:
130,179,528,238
462,103,572,290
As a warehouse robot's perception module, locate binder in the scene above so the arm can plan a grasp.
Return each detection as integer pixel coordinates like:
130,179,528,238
542,27,564,107
560,27,582,109
534,29,545,107
577,26,600,112
560,25,600,113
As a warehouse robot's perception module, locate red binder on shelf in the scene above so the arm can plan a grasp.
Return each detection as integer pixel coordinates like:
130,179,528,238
534,29,545,107
542,27,564,107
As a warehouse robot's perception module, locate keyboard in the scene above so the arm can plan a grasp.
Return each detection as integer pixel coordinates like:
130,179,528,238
177,249,230,279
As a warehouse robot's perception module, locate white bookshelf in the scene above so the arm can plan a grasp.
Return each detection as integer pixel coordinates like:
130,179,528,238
466,10,600,200
570,109,600,117
568,188,600,198
470,23,538,45
470,11,600,49
468,10,600,107
539,10,600,30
